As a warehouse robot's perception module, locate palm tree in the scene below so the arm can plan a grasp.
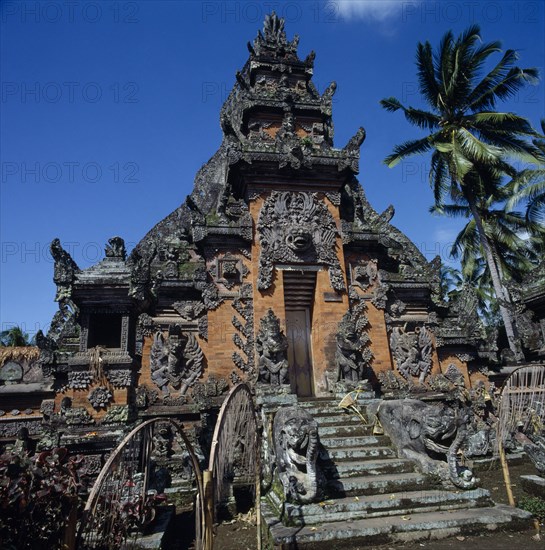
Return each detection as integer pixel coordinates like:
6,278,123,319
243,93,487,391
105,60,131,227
506,119,545,227
381,25,543,361
0,326,32,347
441,262,497,322
434,173,543,279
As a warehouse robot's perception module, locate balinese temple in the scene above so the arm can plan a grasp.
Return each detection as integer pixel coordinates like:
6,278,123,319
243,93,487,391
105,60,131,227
35,14,490,421
2,13,543,547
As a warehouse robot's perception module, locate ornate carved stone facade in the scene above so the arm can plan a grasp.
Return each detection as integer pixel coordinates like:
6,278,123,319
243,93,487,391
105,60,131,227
4,15,506,504
257,192,344,292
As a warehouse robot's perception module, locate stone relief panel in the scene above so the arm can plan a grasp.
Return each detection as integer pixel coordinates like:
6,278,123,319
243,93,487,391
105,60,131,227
105,368,133,388
256,309,289,385
149,330,204,397
389,326,434,384
232,286,255,378
350,260,378,292
336,308,372,383
257,191,344,292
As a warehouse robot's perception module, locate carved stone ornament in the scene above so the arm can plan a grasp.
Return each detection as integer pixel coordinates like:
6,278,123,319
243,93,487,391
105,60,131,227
172,301,206,322
336,311,370,382
40,399,55,419
377,399,478,490
217,252,242,289
152,423,173,458
104,236,126,260
68,370,93,390
50,238,80,302
232,295,255,376
135,313,155,355
257,191,344,291
150,331,204,397
80,455,103,478
135,385,158,409
191,375,229,406
88,386,113,410
389,326,434,384
371,283,389,309
105,368,133,388
377,370,411,393
0,420,42,439
0,362,23,384
444,364,465,387
256,309,289,385
65,407,95,425
273,405,322,504
351,260,378,291
102,404,130,424
516,308,543,351
127,246,155,302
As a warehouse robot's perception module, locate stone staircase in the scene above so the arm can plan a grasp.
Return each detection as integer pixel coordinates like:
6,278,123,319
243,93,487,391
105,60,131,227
261,397,532,548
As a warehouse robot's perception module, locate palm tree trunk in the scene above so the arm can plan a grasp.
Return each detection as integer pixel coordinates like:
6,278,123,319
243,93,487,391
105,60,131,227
467,199,524,362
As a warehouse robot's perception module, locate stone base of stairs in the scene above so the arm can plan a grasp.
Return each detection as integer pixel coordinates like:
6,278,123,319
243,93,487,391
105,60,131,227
261,397,533,549
262,501,532,549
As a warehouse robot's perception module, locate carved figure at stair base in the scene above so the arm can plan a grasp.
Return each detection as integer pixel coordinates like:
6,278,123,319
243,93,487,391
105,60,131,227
376,399,478,489
256,309,289,385
273,405,321,504
336,311,369,383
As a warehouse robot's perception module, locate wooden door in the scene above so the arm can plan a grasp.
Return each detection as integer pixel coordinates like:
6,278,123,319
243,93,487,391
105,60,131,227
286,308,313,397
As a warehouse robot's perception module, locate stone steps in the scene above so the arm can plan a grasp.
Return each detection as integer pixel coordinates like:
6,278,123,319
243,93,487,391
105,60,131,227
322,458,415,479
311,413,362,426
319,434,390,448
326,472,430,497
261,397,532,548
318,423,368,438
264,503,532,548
280,488,493,526
319,445,395,461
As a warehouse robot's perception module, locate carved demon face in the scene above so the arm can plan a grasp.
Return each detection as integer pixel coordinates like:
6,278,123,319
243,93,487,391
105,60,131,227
285,227,312,252
282,416,317,466
424,405,457,444
257,191,343,291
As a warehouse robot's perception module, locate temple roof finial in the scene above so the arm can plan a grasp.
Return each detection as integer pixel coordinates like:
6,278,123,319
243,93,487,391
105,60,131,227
252,11,299,58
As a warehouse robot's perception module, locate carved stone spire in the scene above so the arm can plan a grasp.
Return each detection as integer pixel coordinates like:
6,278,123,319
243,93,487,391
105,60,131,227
252,11,300,59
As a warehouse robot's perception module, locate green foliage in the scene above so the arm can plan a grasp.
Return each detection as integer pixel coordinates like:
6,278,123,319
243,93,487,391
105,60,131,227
518,495,545,523
382,25,543,359
300,136,314,148
0,448,83,550
0,326,32,347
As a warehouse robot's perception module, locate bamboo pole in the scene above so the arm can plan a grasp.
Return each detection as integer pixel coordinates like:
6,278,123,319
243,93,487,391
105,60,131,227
256,427,262,550
203,469,215,550
498,438,515,507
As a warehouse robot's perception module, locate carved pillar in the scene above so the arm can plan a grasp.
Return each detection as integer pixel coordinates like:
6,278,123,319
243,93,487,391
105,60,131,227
120,315,130,352
79,313,90,352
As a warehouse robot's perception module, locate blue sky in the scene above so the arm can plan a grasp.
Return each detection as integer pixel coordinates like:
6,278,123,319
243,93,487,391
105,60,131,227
1,0,544,338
